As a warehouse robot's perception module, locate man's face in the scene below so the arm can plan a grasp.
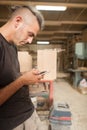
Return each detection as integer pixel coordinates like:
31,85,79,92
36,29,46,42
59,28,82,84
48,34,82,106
13,16,40,46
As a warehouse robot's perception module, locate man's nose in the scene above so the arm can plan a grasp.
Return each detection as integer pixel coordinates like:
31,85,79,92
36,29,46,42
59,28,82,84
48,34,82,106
27,37,33,44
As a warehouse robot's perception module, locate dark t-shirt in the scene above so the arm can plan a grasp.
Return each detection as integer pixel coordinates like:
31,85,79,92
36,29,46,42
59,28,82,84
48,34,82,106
0,34,34,130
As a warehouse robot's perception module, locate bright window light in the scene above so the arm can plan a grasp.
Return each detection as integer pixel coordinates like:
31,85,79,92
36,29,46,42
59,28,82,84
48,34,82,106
37,41,50,44
36,5,67,11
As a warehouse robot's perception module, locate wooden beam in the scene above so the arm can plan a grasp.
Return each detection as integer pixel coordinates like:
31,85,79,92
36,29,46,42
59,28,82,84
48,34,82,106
45,21,87,26
0,1,87,8
0,18,87,26
39,30,82,34
37,36,67,40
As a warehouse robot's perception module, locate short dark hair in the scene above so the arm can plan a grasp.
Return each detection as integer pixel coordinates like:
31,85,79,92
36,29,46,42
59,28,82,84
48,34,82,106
10,5,44,30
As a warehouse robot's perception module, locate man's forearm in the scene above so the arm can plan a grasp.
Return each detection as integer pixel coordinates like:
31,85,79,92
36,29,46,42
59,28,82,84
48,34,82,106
0,76,25,106
0,69,43,106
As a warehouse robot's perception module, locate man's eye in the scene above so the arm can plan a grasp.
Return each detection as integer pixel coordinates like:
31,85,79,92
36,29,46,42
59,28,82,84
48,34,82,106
28,32,35,37
29,34,33,37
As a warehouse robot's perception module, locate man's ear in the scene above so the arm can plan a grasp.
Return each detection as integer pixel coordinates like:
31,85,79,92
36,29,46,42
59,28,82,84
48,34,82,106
15,16,23,28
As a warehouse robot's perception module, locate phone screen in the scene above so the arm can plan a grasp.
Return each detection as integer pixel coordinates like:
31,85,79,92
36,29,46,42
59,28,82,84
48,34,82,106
39,71,47,75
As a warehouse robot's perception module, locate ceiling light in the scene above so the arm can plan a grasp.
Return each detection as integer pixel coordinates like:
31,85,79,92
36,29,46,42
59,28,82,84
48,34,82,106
36,5,67,11
37,41,50,44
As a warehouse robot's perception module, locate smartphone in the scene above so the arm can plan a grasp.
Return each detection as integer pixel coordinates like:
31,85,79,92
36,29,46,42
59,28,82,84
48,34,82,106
38,71,48,75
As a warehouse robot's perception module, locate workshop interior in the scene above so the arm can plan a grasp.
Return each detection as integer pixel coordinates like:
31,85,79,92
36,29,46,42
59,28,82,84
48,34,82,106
0,0,87,130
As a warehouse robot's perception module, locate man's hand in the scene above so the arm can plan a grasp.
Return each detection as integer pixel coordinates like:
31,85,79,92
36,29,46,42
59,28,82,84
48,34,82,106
20,69,44,85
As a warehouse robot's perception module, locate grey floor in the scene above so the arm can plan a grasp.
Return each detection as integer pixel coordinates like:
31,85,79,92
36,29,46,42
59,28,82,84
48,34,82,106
40,77,87,130
53,78,87,130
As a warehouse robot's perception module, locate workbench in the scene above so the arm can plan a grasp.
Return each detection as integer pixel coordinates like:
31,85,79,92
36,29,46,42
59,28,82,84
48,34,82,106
68,68,87,87
39,80,53,107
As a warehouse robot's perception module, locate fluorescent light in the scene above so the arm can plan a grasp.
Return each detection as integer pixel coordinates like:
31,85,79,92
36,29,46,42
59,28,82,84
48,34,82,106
37,41,50,44
36,5,67,11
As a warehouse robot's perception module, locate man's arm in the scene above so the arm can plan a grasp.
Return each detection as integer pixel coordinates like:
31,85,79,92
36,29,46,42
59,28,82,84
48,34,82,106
0,69,42,106
0,76,24,106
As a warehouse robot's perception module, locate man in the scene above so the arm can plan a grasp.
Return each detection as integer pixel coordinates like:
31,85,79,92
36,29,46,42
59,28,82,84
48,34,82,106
0,6,44,130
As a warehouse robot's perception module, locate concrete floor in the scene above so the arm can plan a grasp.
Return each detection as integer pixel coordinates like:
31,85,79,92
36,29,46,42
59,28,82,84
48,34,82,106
53,78,87,130
39,77,87,130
